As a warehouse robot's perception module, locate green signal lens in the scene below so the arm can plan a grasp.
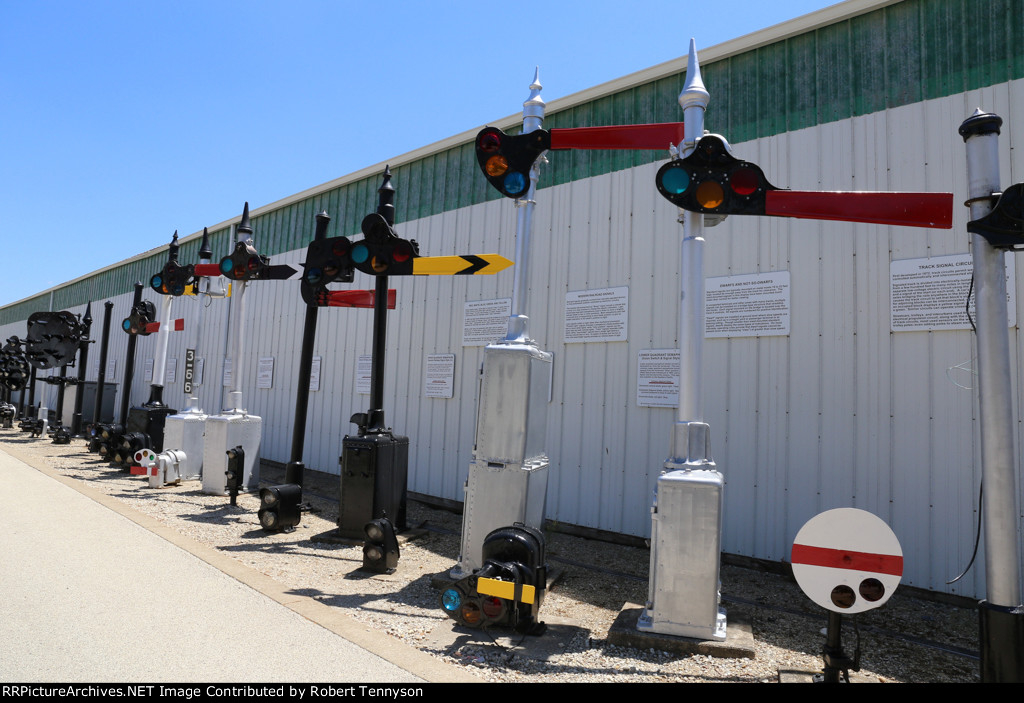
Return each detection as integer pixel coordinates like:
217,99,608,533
504,171,526,195
441,589,461,612
660,166,690,195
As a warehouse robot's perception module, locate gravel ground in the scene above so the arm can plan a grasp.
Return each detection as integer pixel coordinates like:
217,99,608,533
1,427,981,683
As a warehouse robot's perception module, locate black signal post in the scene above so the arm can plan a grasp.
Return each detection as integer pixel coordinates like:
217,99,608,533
119,282,146,429
91,301,114,429
336,167,410,539
258,211,334,532
70,301,94,436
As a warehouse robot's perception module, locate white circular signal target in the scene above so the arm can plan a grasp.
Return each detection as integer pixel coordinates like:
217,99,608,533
791,508,903,614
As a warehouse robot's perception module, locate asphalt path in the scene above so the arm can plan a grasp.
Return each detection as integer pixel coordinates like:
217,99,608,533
0,447,475,683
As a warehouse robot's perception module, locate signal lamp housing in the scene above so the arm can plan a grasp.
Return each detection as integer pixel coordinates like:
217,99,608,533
439,523,547,635
361,516,400,573
258,484,302,532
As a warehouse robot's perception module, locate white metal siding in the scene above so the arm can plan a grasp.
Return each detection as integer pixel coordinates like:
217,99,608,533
4,78,1021,600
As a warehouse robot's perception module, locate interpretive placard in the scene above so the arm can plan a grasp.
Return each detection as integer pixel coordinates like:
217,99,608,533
424,353,455,398
565,286,628,343
356,354,372,394
309,356,321,392
705,272,790,338
637,349,680,408
194,357,204,387
257,357,274,389
890,253,1016,331
222,358,232,387
106,359,116,379
144,358,153,383
166,357,177,384
463,298,511,346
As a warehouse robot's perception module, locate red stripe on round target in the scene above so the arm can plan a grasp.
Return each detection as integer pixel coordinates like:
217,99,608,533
791,543,903,576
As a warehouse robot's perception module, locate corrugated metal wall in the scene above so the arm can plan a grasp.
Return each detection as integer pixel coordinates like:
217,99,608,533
3,0,1023,598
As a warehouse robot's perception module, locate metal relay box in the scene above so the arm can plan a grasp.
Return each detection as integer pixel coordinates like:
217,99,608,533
474,342,552,466
157,410,207,486
637,467,727,641
455,342,552,576
201,412,261,495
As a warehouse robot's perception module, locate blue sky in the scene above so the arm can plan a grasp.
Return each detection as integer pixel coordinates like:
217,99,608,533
0,0,840,308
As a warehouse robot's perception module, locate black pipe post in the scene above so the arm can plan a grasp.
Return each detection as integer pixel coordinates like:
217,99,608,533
367,167,395,434
285,210,331,487
91,301,114,427
119,282,144,425
25,366,36,419
14,339,27,418
53,365,68,429
71,302,94,435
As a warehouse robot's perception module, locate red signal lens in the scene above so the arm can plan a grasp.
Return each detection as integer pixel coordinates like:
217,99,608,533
730,167,760,195
247,257,260,271
332,238,350,257
481,597,504,619
479,132,501,154
392,241,412,263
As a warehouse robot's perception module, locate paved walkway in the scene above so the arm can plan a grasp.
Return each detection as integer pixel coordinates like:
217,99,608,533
0,447,477,683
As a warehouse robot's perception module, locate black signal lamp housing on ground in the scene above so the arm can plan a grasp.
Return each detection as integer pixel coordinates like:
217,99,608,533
225,446,245,504
258,484,302,531
440,523,548,635
361,516,400,573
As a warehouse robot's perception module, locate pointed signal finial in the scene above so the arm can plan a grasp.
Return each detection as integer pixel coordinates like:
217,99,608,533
523,66,545,133
680,38,709,112
199,227,212,261
238,202,252,238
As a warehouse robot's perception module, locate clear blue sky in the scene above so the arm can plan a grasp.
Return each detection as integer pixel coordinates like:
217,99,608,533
0,0,839,308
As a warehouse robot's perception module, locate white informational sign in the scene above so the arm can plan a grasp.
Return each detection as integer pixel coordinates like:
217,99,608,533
144,358,154,383
309,356,322,392
463,298,511,346
424,353,455,398
564,286,629,343
356,354,372,394
890,253,1016,331
705,271,790,338
257,357,274,389
791,508,903,615
637,349,680,408
166,357,177,384
222,358,232,387
106,359,116,379
194,358,204,387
